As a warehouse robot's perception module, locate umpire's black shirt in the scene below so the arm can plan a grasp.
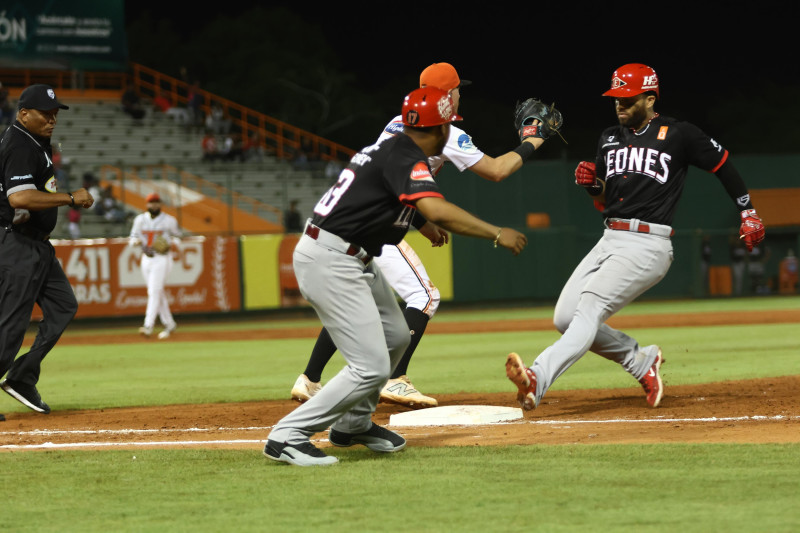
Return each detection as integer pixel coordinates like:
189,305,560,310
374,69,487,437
0,120,59,233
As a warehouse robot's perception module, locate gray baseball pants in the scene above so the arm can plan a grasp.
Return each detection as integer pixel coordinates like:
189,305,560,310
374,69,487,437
268,231,410,445
530,227,673,405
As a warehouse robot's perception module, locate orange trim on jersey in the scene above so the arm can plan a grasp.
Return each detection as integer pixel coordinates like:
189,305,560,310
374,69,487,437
399,191,444,204
396,244,437,315
710,150,729,173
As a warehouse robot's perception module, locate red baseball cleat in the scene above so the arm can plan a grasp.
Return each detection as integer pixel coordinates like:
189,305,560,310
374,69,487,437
506,352,537,410
639,347,664,407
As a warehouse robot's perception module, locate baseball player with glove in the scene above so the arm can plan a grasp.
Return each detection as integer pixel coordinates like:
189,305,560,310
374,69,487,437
129,193,182,340
506,63,765,411
290,62,561,409
265,86,526,466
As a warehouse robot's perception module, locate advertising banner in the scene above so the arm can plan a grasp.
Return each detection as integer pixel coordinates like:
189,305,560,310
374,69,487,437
38,236,241,319
0,0,128,70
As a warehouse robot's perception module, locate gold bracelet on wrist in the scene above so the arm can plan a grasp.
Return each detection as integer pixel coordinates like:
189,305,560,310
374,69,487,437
493,228,502,248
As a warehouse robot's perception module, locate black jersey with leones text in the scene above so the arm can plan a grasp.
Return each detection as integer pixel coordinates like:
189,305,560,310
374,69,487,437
595,115,728,226
310,134,444,256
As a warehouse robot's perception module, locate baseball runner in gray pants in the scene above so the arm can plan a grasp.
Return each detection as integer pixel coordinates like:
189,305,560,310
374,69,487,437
506,63,765,411
265,86,528,466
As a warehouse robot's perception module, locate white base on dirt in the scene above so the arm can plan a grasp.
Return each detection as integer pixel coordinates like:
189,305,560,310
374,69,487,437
388,405,523,427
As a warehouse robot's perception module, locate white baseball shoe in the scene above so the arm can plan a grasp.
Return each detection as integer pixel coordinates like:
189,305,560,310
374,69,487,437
291,374,322,403
138,326,153,338
158,323,177,340
380,375,438,409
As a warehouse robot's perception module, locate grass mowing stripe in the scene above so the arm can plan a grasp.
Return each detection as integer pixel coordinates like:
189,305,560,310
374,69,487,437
3,445,799,532
1,322,791,413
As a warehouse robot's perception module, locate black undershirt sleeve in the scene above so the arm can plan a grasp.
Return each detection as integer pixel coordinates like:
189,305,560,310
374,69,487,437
411,210,428,229
714,160,754,211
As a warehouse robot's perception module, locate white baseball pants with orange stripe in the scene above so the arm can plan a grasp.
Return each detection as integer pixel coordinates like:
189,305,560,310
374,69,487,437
374,240,440,317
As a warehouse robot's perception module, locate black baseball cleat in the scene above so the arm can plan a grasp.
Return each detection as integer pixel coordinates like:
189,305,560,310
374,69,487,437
263,440,338,466
329,422,406,453
0,379,51,414
0,413,5,422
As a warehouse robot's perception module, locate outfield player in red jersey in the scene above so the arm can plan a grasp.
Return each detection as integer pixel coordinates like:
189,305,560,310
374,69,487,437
505,63,765,411
291,62,547,408
265,87,527,466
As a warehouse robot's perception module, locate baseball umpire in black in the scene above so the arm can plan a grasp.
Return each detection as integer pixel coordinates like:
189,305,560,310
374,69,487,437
0,84,94,420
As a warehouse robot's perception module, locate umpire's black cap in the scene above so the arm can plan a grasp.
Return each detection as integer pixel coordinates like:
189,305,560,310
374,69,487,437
18,84,70,111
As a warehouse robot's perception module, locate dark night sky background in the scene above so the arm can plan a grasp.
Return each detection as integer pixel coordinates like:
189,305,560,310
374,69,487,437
122,1,797,160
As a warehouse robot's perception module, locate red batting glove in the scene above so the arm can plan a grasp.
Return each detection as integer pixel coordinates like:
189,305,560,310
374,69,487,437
575,161,597,187
739,209,765,252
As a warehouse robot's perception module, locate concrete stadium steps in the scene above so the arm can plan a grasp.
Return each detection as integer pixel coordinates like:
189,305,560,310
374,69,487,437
52,99,339,233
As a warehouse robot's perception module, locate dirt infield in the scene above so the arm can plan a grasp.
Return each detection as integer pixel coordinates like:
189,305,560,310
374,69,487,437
2,309,799,451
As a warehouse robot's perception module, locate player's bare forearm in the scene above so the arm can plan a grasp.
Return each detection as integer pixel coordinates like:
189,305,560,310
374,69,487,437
418,221,449,247
470,139,542,182
416,197,499,240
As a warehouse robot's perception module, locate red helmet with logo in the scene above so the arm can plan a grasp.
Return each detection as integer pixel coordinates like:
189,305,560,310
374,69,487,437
402,86,463,128
602,63,660,98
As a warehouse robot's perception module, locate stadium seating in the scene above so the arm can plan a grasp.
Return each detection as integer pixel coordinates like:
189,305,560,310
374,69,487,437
49,98,337,238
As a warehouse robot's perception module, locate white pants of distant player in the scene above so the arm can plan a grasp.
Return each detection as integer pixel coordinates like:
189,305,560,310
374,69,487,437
140,253,176,332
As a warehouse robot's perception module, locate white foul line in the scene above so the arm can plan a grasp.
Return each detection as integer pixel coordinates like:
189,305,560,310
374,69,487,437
1,415,796,450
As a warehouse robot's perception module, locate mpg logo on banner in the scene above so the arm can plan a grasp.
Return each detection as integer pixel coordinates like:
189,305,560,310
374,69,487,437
43,236,241,319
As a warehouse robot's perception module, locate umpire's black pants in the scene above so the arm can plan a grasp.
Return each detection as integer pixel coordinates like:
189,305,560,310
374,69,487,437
0,230,77,386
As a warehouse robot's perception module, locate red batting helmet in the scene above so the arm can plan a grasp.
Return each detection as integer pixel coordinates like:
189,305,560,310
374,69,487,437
602,63,660,98
402,86,463,128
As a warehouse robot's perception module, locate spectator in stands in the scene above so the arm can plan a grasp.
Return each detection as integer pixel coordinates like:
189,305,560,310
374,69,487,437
283,200,303,233
205,103,231,135
324,158,342,181
121,85,145,120
153,90,190,125
54,151,71,192
747,244,770,294
186,81,204,128
82,173,105,215
100,185,127,223
0,82,11,125
68,206,81,239
729,234,747,296
221,132,245,162
201,130,221,161
243,131,266,162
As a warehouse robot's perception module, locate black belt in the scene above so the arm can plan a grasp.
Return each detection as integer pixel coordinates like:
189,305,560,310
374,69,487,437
13,225,51,241
304,224,372,265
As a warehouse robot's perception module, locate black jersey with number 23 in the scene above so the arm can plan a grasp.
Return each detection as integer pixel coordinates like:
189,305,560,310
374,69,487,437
311,134,443,256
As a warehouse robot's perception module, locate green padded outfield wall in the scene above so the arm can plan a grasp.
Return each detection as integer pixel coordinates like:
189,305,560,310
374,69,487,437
436,154,800,303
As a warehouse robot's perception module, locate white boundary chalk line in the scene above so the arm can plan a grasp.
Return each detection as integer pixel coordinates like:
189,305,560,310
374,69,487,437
1,415,797,450
0,425,275,437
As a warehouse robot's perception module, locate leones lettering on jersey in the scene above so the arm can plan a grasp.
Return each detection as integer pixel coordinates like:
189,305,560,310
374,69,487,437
410,162,434,182
605,146,672,184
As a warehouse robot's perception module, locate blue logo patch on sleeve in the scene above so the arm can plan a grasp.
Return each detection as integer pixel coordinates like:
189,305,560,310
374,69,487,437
385,123,404,135
457,133,477,152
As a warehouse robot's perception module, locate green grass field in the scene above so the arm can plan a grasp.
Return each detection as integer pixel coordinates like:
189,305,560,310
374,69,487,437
2,295,800,532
